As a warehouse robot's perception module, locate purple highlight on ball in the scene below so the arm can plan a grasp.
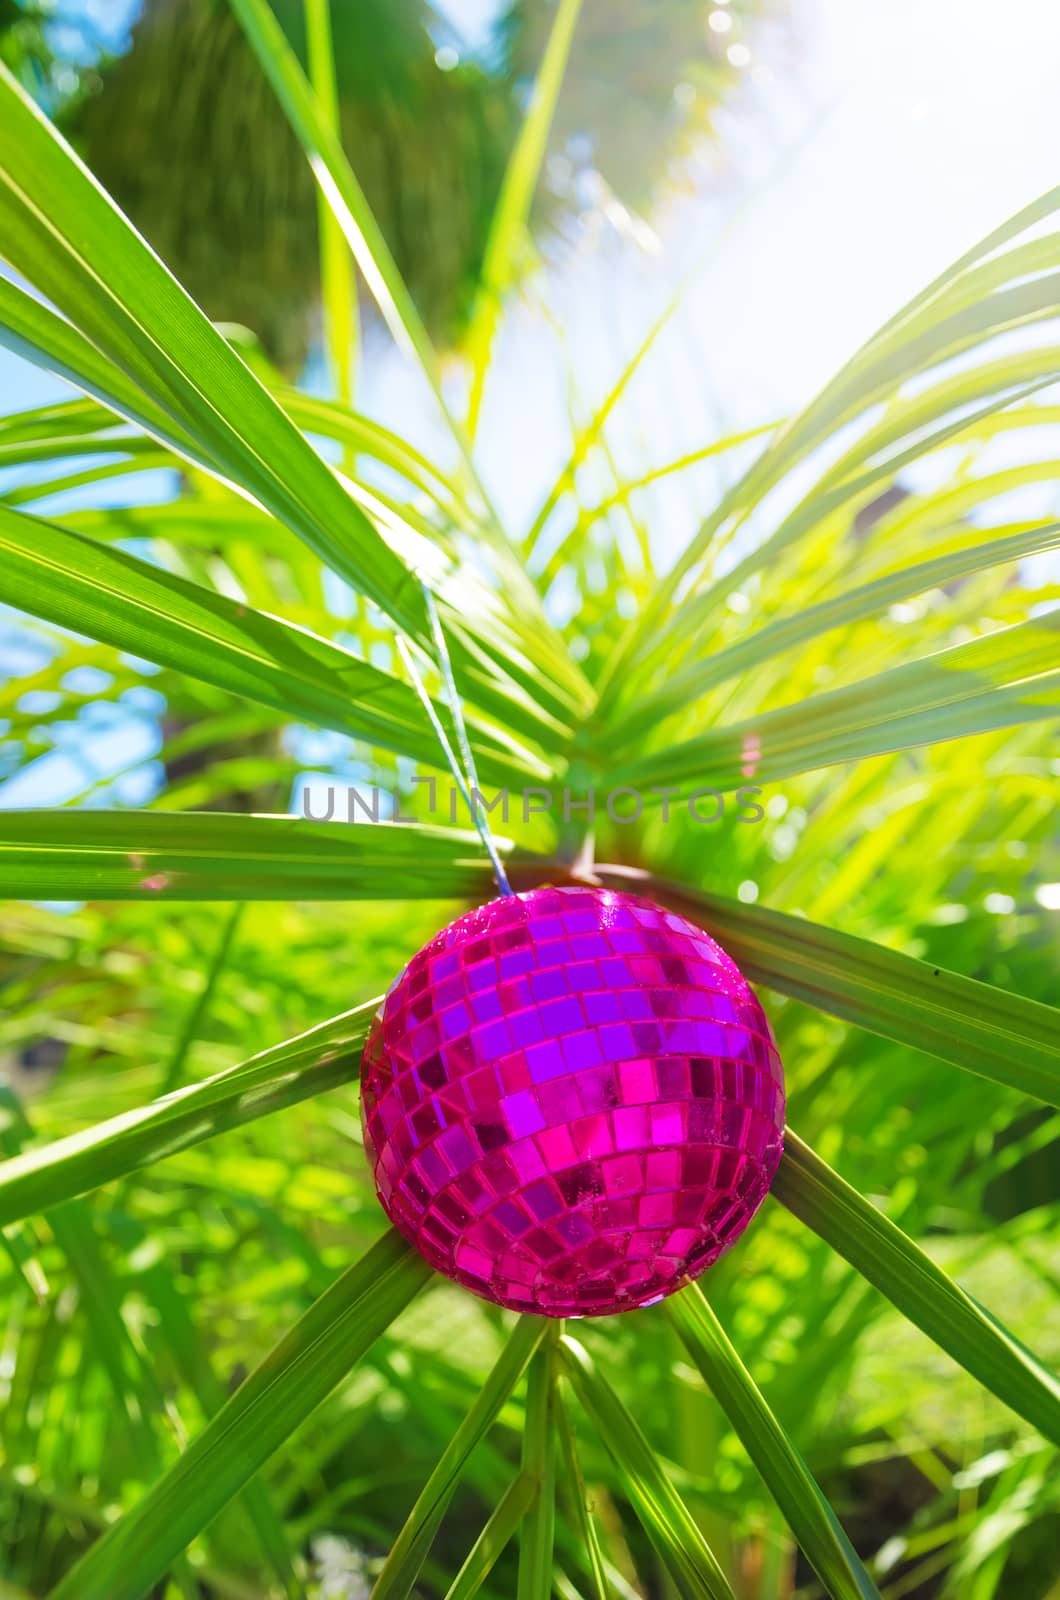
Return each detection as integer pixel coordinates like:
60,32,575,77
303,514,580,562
361,886,784,1317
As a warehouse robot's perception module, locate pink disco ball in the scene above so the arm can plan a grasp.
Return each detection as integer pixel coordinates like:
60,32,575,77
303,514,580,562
361,886,784,1317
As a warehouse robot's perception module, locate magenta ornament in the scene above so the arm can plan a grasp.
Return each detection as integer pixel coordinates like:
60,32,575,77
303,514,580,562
361,886,784,1317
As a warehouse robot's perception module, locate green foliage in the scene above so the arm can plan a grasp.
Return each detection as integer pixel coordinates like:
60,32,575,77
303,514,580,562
560,1331,738,1600
374,1317,546,1600
26,0,766,369
0,5,1057,1599
771,1134,1060,1447
667,1285,879,1599
51,1229,430,1600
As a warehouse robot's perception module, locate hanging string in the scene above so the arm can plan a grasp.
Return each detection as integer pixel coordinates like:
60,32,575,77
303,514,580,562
397,579,514,898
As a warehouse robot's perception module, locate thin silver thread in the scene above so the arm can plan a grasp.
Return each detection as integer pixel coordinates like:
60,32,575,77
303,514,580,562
398,583,514,897
395,635,469,805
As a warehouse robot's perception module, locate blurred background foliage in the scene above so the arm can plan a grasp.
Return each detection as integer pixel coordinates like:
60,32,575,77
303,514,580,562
0,2,1057,1598
1,0,774,366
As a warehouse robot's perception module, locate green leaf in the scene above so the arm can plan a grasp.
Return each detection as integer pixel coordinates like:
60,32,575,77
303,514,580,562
0,1216,49,1300
0,61,425,636
0,501,545,785
3,451,177,509
225,0,452,446
0,426,166,471
0,351,449,527
57,493,304,557
0,810,511,903
619,521,1060,742
609,615,1060,790
534,419,780,589
373,1316,547,1600
524,282,690,555
517,1330,559,1600
44,1227,202,1600
444,1475,538,1600
0,373,579,746
0,1095,207,1600
556,1388,610,1600
868,187,1060,341
600,872,1060,1106
559,1334,735,1600
671,397,1060,647
764,273,1060,506
0,274,189,450
51,1228,431,1600
811,352,1060,503
282,391,463,516
226,0,582,676
158,903,244,1095
0,393,124,448
667,1284,879,1600
0,1092,161,1466
464,0,583,437
0,1003,376,1227
47,492,579,757
773,1132,1060,1446
304,0,356,408
601,189,1060,696
136,1257,299,1596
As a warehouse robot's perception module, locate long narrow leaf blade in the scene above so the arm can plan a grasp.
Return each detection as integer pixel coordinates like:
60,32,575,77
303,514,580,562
304,0,357,405
444,1475,537,1600
0,502,541,785
667,1284,879,1600
465,0,583,436
0,61,424,635
226,0,448,427
0,811,510,903
0,273,191,450
602,190,1060,693
0,1003,376,1227
373,1316,547,1600
517,1333,559,1600
773,1132,1060,1446
226,0,582,676
555,1390,609,1600
598,873,1060,1107
136,1255,297,1594
622,521,1060,740
612,616,1060,791
559,1335,735,1600
51,1229,431,1600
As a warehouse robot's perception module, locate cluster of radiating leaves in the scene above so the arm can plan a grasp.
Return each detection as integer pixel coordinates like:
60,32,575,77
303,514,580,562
0,2,1058,1598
